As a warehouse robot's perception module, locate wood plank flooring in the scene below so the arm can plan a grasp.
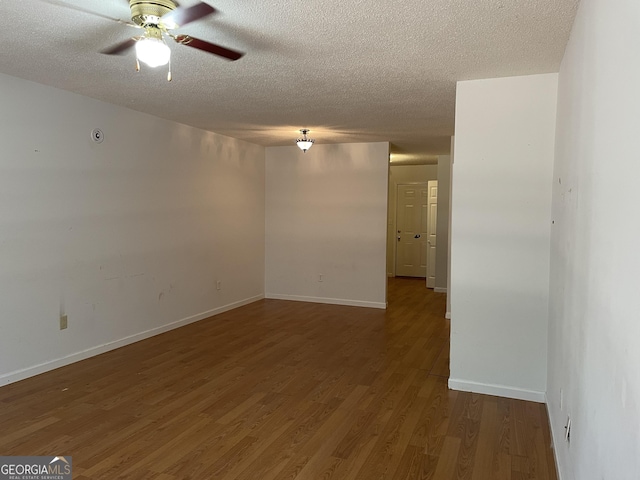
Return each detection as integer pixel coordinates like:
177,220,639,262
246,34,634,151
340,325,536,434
0,278,557,479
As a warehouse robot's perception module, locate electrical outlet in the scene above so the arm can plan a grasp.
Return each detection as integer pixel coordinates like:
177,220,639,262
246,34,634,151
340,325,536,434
216,280,222,291
60,314,68,330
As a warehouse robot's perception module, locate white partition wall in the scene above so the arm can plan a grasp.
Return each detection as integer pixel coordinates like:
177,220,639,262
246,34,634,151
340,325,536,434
450,74,558,401
0,73,266,385
548,0,640,478
265,143,389,309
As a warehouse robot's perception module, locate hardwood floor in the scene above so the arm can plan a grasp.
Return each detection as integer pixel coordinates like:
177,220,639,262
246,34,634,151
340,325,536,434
0,278,557,479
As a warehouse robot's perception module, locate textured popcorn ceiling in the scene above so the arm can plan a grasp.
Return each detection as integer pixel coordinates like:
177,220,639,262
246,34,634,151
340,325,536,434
0,0,579,158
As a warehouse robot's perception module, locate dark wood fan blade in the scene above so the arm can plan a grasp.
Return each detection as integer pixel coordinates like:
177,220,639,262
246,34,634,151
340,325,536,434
173,35,244,60
101,38,138,55
162,3,216,28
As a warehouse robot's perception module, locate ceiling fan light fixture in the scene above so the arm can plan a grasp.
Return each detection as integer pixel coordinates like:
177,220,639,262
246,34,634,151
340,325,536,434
296,129,315,153
135,35,171,68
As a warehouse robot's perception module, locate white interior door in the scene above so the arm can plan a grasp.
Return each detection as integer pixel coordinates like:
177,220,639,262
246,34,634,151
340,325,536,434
396,184,428,277
426,180,438,288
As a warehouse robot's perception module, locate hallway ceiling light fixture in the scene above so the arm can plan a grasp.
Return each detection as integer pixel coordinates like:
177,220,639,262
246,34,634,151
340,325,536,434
296,129,315,153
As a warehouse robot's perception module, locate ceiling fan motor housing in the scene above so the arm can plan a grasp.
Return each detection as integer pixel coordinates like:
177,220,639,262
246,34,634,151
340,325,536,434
129,0,178,26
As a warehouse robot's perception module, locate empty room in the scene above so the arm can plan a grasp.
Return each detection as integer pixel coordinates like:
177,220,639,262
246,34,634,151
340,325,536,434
1,0,639,479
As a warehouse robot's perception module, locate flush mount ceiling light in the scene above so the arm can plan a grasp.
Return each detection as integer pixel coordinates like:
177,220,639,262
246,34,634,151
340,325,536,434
296,129,315,153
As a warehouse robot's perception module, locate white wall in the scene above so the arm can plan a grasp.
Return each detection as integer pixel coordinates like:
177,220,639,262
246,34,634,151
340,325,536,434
0,73,265,385
548,0,640,478
265,143,389,309
446,138,454,318
387,164,438,276
450,74,558,401
435,155,451,291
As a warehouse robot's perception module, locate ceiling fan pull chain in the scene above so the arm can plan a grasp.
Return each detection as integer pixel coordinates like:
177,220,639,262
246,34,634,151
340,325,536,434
167,57,172,82
136,58,141,72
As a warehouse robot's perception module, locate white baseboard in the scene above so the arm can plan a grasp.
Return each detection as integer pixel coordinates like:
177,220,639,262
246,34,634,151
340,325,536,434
434,287,447,293
0,294,264,387
445,311,451,319
265,293,387,310
448,378,546,403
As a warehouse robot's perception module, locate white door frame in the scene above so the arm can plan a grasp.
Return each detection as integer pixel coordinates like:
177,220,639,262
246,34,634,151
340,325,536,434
426,180,438,288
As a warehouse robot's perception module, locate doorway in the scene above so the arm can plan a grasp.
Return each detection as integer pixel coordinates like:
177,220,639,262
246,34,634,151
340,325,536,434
394,181,438,281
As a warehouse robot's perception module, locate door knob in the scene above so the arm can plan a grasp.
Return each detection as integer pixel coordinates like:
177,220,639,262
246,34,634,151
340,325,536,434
414,234,421,239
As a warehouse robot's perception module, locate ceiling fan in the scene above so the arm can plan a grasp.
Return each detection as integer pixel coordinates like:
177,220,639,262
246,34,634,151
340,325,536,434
94,0,243,80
